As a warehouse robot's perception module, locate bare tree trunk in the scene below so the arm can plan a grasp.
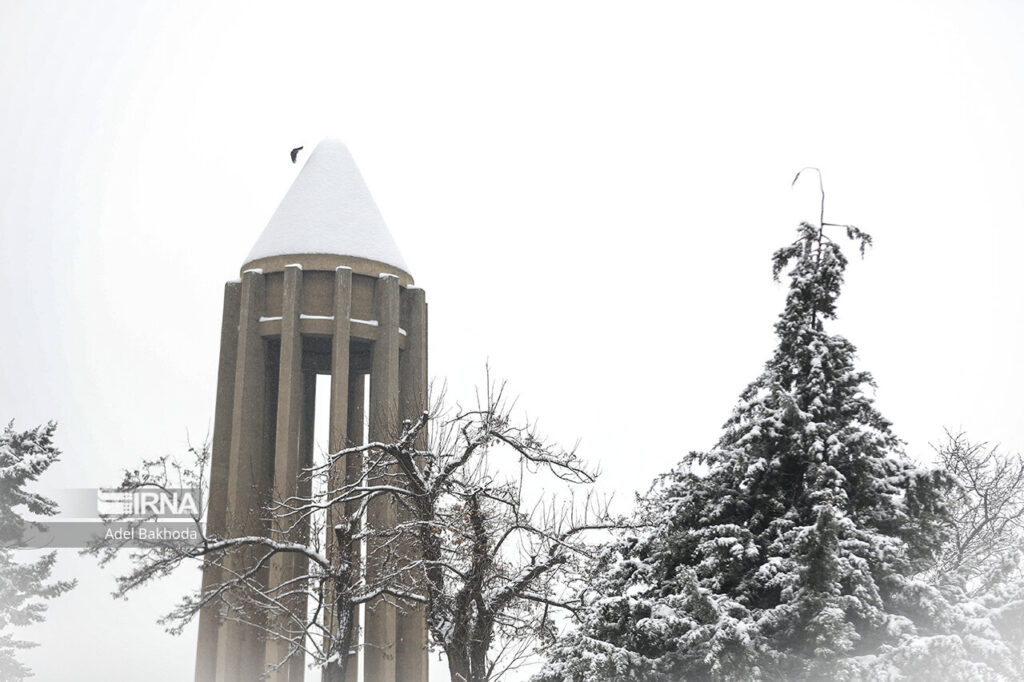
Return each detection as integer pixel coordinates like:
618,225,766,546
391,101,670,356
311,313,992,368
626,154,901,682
447,649,471,682
470,632,491,682
324,523,355,682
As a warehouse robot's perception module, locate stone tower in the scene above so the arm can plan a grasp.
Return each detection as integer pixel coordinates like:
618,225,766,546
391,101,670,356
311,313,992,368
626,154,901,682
195,139,428,682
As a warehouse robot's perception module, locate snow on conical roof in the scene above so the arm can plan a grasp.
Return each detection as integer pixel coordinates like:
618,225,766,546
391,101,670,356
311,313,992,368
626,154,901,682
244,139,410,273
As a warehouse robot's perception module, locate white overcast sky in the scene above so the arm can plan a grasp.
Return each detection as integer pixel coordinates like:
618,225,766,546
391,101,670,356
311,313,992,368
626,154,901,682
2,1,1023,680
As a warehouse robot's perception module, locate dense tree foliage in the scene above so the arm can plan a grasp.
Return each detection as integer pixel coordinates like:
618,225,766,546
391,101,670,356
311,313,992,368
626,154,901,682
0,422,75,681
537,209,1021,680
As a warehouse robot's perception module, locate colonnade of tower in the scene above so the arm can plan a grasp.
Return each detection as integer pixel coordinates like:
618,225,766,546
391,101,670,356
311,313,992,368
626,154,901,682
194,140,429,682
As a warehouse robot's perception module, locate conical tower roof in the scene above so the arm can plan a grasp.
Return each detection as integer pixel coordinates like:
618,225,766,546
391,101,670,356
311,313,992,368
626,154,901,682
242,139,411,282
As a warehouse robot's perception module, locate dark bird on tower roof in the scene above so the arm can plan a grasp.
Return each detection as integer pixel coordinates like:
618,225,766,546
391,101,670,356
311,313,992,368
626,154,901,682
290,146,303,164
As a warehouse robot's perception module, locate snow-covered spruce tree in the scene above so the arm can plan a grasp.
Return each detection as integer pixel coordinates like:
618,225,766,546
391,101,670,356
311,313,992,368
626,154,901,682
0,421,75,681
536,180,1017,681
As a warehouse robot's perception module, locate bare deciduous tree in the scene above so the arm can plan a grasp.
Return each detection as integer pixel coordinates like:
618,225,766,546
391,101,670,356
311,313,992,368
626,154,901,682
932,430,1024,596
385,382,614,682
86,379,614,682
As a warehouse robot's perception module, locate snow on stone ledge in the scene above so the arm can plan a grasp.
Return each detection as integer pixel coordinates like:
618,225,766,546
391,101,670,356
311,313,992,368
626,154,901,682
244,138,410,273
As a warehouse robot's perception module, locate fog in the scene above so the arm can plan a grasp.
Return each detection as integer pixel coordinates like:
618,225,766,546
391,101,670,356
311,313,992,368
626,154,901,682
1,1,1022,679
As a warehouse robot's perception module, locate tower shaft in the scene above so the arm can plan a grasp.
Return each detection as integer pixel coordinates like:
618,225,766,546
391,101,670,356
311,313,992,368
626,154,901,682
196,262,428,682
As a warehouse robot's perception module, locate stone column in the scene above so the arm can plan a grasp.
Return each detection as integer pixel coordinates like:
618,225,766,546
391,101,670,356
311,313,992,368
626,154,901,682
343,371,365,682
266,265,305,679
216,269,271,682
288,370,316,682
195,281,240,682
396,286,429,682
325,266,354,681
364,274,400,681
